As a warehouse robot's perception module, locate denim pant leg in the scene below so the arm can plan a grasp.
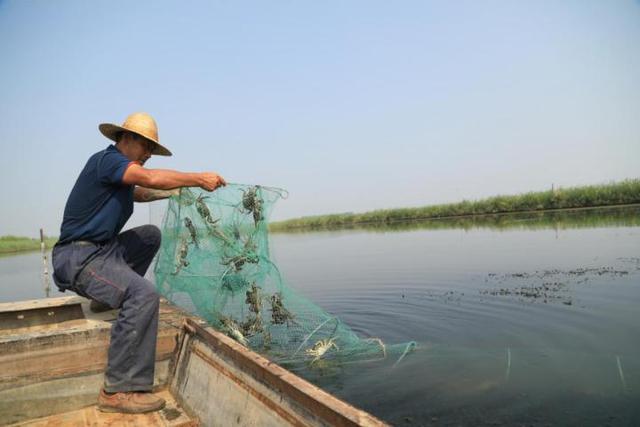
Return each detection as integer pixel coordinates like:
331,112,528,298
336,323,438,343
76,241,161,392
117,225,162,277
107,274,160,392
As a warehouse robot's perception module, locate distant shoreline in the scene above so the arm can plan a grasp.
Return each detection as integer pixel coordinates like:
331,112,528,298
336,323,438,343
270,179,640,232
271,203,640,234
0,237,58,255
3,180,638,253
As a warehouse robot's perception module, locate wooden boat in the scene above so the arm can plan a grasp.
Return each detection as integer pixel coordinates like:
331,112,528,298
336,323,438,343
0,296,387,426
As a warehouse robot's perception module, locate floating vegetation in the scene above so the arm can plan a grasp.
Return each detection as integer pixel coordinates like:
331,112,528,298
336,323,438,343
481,282,571,304
481,265,634,305
486,267,631,282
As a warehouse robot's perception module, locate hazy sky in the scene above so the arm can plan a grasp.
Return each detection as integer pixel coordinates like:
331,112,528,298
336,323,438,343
1,0,639,237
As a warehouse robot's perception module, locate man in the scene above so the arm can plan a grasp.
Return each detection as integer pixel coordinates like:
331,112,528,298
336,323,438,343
52,112,226,414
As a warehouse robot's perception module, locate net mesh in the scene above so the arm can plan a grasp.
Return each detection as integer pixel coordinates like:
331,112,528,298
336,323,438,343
153,184,415,369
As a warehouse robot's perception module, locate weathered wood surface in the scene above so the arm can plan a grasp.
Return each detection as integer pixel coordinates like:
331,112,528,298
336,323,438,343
0,296,189,424
171,318,388,427
0,297,85,330
1,296,388,427
8,389,198,427
0,298,184,391
0,296,86,313
0,361,172,426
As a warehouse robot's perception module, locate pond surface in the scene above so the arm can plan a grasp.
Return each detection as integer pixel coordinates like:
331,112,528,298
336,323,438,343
0,250,56,303
268,207,640,426
1,206,639,426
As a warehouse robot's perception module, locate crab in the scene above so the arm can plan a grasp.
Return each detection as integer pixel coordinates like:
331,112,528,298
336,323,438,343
184,217,199,247
221,251,259,272
172,238,190,275
241,315,263,337
219,315,248,346
305,338,339,363
221,238,260,272
269,292,296,326
219,245,259,284
242,186,258,211
195,194,219,227
245,283,262,314
241,186,263,226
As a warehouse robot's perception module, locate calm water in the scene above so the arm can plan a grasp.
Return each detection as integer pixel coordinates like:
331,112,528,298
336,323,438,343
1,207,639,426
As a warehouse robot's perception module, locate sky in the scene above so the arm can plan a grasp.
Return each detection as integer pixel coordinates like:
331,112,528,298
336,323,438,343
1,0,639,238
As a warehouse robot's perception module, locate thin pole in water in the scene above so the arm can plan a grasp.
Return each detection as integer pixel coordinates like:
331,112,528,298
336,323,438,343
505,347,512,382
616,355,627,392
40,228,51,298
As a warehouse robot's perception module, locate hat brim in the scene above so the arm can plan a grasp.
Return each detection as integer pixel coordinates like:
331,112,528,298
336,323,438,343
98,123,172,156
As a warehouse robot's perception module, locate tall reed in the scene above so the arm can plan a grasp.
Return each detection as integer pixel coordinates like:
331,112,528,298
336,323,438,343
271,179,640,232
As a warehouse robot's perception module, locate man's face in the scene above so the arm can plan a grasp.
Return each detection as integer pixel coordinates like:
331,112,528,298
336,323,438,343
127,134,153,165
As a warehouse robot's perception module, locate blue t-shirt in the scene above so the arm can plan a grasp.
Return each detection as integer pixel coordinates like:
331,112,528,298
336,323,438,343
58,145,135,244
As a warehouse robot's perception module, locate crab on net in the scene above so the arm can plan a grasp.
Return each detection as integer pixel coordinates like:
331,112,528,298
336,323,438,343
153,183,416,370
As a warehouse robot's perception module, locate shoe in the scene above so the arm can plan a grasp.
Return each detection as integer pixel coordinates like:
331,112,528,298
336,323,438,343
89,299,113,313
97,389,166,414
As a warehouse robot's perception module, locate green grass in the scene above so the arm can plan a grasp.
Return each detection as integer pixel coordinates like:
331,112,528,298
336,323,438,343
270,179,640,232
275,205,640,234
0,235,58,254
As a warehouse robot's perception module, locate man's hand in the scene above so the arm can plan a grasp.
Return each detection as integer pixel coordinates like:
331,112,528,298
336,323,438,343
199,172,227,191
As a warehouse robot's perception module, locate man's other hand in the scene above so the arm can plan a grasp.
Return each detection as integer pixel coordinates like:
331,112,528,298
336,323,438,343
200,172,227,191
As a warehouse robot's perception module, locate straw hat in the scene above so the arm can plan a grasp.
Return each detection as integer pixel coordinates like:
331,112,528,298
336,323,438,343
98,112,172,156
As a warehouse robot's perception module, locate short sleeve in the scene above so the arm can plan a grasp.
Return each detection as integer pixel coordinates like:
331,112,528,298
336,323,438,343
97,147,134,185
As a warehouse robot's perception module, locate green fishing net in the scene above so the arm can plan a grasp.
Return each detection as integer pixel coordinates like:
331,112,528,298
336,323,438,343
153,184,415,369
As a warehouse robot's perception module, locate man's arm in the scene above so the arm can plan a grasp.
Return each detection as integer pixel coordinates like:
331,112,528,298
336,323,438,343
133,187,180,203
122,163,226,191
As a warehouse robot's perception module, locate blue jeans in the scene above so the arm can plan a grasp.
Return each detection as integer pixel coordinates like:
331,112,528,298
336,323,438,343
52,225,162,392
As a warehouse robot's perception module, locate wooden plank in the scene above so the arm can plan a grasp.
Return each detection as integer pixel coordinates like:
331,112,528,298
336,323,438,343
190,342,309,427
0,300,186,391
0,297,197,424
0,303,85,330
176,319,388,427
0,361,172,425
8,389,198,427
0,296,86,313
0,330,178,390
